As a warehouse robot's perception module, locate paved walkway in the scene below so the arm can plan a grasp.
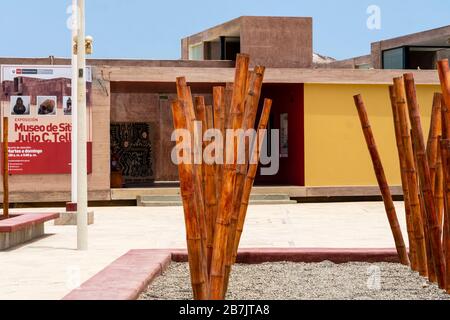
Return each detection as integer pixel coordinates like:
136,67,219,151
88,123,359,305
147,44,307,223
0,202,408,300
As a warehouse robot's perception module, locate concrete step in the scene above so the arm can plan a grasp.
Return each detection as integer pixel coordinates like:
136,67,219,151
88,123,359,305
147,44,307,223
138,200,297,207
137,194,296,207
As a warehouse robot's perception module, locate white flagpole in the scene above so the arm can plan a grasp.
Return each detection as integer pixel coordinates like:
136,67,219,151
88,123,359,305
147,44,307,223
76,0,88,250
71,0,78,205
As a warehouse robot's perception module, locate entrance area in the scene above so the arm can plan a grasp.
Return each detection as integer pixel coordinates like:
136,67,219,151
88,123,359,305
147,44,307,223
109,81,305,189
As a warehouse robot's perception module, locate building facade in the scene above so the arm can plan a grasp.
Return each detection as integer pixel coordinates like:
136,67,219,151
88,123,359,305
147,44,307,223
0,17,445,203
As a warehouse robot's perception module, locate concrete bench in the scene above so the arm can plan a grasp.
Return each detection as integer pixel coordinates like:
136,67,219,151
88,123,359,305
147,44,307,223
0,213,59,250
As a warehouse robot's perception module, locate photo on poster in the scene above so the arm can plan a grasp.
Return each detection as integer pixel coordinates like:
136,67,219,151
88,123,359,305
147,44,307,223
63,96,72,116
10,96,31,116
37,96,57,116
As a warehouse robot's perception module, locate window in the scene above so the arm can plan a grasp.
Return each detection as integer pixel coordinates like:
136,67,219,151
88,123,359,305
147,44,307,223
189,43,203,61
382,47,405,69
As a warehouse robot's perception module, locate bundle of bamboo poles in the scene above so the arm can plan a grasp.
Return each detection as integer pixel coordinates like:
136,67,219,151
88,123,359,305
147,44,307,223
171,54,272,300
354,58,450,293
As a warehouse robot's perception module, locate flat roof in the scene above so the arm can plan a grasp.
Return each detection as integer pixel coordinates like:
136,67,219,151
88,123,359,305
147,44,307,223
100,66,439,85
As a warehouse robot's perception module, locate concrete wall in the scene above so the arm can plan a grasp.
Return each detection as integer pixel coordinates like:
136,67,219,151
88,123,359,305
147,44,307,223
240,17,312,68
304,83,440,187
181,16,313,68
371,25,450,69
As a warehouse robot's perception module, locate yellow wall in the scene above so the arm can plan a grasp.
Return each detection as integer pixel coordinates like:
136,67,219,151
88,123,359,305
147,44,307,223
304,83,440,187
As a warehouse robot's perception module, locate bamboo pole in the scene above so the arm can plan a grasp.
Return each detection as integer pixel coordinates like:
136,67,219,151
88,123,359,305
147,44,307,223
412,129,436,282
213,87,226,201
440,139,450,293
427,94,442,192
427,94,444,229
171,100,209,300
176,78,209,285
404,73,446,288
436,145,445,230
194,96,207,206
204,104,218,271
394,79,428,275
210,53,250,300
353,94,409,266
3,117,9,220
438,60,450,114
389,86,417,270
438,59,450,292
223,66,266,294
233,99,273,262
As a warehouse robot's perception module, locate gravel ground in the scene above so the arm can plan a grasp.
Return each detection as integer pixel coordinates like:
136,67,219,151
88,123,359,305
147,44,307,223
139,262,450,300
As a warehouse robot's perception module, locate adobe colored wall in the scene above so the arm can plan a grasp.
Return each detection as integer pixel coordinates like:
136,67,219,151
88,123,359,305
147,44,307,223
240,17,313,68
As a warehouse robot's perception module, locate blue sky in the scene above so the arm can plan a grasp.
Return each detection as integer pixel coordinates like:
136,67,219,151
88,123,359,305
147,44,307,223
0,0,449,60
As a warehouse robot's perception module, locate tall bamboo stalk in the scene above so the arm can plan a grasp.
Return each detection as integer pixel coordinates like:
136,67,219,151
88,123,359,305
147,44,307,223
427,94,442,191
389,86,417,270
394,79,428,275
176,78,209,283
204,104,217,271
438,59,450,292
353,94,409,266
3,117,9,220
223,66,266,294
194,96,208,206
210,54,250,300
439,139,450,293
171,100,209,300
427,94,444,229
404,73,446,288
213,87,226,200
438,60,450,112
233,99,273,262
412,129,437,282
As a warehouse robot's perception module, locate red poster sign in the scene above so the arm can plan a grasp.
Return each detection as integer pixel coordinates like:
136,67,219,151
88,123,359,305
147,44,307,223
0,65,93,175
3,142,92,175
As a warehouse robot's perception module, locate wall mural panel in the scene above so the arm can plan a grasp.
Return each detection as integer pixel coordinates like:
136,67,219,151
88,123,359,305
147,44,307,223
110,123,154,187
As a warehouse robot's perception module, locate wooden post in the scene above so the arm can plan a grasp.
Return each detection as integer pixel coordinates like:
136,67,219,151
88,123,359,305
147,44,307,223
210,53,250,300
404,73,446,289
232,99,273,263
353,94,409,266
389,86,417,270
171,100,209,300
3,117,9,220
